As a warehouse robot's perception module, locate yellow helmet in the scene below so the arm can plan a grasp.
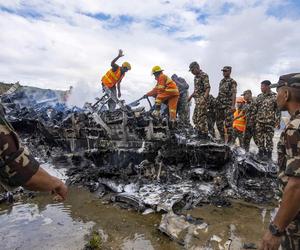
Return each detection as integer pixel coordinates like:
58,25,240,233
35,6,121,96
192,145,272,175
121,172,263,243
151,65,163,74
122,62,131,70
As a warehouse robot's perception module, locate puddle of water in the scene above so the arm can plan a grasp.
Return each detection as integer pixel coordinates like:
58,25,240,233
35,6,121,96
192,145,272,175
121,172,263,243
0,186,276,250
0,162,277,250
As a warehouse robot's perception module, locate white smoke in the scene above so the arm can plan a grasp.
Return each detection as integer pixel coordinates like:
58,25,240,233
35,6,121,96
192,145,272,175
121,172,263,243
66,80,99,108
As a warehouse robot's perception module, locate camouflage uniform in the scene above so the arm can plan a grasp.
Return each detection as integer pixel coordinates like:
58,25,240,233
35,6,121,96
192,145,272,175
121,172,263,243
216,78,237,142
243,100,256,151
0,113,39,188
207,95,216,137
192,71,210,134
277,110,300,249
252,91,281,154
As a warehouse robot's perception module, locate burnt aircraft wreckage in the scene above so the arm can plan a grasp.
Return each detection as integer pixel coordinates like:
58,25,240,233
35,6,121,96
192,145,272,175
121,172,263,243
1,83,278,245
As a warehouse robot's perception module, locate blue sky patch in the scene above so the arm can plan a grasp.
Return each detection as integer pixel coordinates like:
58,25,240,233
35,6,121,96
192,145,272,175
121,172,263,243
266,0,300,20
0,6,43,19
85,12,111,21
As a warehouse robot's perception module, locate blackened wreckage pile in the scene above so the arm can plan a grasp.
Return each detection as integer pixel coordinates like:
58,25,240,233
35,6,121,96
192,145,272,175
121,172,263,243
1,82,278,213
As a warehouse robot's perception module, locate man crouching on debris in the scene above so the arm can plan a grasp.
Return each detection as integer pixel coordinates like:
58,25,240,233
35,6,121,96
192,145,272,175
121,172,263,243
260,73,300,250
144,66,179,126
0,107,67,201
101,49,131,111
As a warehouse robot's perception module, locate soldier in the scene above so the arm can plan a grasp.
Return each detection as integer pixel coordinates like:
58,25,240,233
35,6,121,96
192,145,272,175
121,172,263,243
0,105,67,201
188,62,210,139
207,94,216,137
242,90,255,152
216,66,237,143
171,74,190,125
260,73,300,250
253,80,281,160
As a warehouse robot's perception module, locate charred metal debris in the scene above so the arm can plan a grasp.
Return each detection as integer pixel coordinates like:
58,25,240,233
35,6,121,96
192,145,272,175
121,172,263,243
1,83,279,211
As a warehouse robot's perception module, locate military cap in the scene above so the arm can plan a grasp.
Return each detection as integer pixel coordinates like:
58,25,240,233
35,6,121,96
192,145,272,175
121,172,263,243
221,66,232,71
189,61,200,71
271,73,300,89
241,89,252,96
261,80,271,86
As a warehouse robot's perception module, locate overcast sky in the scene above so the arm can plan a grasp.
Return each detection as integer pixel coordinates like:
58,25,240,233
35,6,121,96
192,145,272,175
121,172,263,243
0,0,299,106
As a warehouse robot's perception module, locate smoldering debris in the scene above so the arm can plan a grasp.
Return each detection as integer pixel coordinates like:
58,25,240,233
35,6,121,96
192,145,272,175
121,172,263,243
0,83,279,246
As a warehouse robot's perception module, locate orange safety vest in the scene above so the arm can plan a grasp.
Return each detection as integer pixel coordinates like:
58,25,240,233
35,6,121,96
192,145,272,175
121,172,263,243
233,109,246,132
147,73,179,97
101,66,124,88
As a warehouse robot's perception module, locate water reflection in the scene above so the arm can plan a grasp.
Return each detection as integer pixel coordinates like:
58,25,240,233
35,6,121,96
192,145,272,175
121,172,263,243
0,186,275,250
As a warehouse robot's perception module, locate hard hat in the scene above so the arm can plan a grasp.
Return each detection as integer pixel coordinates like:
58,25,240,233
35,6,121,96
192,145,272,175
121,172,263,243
236,96,245,104
122,62,131,70
152,65,163,74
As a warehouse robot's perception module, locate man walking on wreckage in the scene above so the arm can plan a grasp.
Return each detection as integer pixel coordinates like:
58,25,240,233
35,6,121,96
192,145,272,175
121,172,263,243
188,61,211,139
216,66,237,144
144,66,179,127
260,73,300,250
101,49,131,111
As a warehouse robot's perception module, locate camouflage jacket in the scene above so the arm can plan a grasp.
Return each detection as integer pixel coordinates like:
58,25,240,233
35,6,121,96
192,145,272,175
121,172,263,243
277,110,300,218
216,77,237,107
0,114,39,188
193,71,210,98
243,101,256,127
253,91,281,125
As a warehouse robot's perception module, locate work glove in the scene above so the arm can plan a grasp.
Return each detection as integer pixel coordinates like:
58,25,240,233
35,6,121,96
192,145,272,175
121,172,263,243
152,110,160,117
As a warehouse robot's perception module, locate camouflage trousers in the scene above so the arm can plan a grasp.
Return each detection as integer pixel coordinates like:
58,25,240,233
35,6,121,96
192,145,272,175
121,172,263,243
232,128,244,147
254,122,274,152
243,125,254,151
177,92,190,125
216,106,233,142
192,96,208,134
281,219,300,250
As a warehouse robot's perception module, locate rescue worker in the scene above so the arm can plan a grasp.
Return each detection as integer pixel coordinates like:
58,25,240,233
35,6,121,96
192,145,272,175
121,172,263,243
232,97,246,147
242,89,255,152
260,73,300,250
216,66,237,143
207,94,216,137
253,80,281,160
0,105,67,201
188,62,210,139
145,66,179,124
171,74,190,125
101,49,131,111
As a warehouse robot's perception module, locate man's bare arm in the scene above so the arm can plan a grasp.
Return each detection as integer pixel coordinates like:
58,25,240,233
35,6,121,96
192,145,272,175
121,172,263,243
111,49,124,68
25,167,67,201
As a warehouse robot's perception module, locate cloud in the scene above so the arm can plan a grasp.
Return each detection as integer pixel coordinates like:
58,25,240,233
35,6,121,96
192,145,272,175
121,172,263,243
0,0,299,106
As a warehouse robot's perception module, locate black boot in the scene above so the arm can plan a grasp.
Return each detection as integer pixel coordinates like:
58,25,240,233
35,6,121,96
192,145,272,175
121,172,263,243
266,150,272,160
258,149,264,159
197,131,209,140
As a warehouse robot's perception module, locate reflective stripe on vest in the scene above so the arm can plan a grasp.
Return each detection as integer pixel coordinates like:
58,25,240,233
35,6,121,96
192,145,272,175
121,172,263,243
101,67,124,88
158,74,179,94
233,110,246,132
